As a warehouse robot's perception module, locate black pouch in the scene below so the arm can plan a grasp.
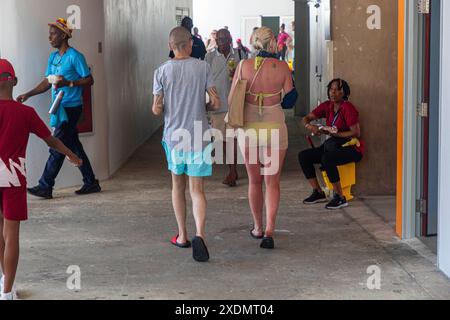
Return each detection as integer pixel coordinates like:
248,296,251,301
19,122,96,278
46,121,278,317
323,137,350,153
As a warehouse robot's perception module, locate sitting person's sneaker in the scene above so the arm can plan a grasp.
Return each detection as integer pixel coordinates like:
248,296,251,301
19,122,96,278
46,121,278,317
75,180,102,195
325,194,349,210
27,186,53,199
303,189,327,205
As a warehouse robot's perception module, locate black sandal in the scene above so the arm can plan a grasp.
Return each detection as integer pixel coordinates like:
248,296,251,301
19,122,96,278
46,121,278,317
260,237,275,249
192,237,210,262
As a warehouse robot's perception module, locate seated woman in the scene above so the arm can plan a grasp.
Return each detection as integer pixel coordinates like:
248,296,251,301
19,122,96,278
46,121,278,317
299,79,364,210
229,27,297,249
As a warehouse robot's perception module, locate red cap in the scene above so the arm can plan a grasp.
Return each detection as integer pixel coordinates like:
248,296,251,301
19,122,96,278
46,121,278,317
0,59,15,81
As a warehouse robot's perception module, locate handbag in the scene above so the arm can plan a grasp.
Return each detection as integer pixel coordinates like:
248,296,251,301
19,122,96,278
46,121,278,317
225,61,247,128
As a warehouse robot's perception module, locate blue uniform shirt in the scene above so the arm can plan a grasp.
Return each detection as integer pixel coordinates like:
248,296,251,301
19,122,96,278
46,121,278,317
45,47,91,108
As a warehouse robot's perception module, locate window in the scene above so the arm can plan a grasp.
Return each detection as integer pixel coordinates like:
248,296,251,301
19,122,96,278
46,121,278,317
176,7,190,26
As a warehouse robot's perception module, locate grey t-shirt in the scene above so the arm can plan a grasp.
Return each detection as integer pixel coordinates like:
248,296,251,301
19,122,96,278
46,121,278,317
153,58,215,152
205,48,241,114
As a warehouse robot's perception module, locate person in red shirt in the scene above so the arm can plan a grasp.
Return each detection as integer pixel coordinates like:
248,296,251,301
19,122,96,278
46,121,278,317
299,79,365,210
0,59,82,300
277,24,291,61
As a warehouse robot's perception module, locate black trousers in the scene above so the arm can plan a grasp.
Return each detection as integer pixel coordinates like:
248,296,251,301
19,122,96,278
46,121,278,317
298,145,362,184
278,46,287,61
39,107,96,190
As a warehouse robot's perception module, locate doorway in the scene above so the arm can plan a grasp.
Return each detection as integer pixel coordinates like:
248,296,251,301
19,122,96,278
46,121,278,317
294,0,331,115
309,0,331,109
416,0,440,247
414,0,440,253
261,16,280,37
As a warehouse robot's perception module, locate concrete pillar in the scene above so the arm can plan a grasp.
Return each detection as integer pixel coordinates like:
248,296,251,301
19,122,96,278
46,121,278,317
331,0,398,195
294,0,311,117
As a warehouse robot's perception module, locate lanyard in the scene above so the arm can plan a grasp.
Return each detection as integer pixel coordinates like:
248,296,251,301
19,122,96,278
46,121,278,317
331,108,342,127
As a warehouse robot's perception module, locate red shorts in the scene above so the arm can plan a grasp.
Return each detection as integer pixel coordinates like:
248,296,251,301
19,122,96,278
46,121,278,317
0,187,28,221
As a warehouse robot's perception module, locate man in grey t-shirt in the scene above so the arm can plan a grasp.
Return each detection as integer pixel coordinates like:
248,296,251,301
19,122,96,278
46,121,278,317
205,29,242,187
152,27,220,263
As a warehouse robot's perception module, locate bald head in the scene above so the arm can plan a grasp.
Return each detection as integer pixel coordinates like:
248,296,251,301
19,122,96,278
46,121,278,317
217,29,231,41
169,26,193,53
216,29,232,55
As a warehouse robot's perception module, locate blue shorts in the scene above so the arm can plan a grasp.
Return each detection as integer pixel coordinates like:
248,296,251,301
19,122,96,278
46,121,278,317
162,142,213,177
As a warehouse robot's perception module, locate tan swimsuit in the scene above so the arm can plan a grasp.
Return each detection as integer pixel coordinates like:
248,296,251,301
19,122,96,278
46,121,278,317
242,59,289,150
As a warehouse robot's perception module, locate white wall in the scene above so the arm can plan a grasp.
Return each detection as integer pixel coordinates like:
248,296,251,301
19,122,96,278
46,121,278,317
0,0,109,188
104,0,192,174
193,0,294,47
438,0,450,277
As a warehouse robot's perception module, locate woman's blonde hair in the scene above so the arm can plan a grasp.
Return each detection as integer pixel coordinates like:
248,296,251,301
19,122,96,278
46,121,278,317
252,26,277,54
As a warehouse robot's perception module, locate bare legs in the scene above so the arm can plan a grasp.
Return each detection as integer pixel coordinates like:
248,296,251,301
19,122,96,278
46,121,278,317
245,148,287,239
171,174,207,243
189,177,207,239
246,164,264,237
171,174,188,244
0,213,20,295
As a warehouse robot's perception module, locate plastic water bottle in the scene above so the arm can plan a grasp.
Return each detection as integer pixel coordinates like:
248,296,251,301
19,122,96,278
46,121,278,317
49,89,64,115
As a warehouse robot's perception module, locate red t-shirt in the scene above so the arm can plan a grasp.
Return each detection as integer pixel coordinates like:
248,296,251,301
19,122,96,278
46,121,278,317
0,100,52,187
312,100,365,155
278,32,290,48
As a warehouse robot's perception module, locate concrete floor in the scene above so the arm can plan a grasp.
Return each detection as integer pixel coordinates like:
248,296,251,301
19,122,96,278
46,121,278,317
17,114,450,300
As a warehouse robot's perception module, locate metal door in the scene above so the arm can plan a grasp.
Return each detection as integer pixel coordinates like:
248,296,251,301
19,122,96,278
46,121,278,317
417,0,440,236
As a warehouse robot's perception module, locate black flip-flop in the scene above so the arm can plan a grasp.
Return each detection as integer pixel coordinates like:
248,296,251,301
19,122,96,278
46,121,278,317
250,229,264,240
260,237,275,249
171,235,191,249
192,236,210,262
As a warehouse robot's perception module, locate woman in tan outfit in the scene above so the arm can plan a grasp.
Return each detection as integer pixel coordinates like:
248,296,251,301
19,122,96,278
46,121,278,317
229,27,296,249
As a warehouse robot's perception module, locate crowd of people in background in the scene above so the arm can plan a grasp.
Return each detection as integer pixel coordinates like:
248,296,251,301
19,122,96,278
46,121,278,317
197,22,295,64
